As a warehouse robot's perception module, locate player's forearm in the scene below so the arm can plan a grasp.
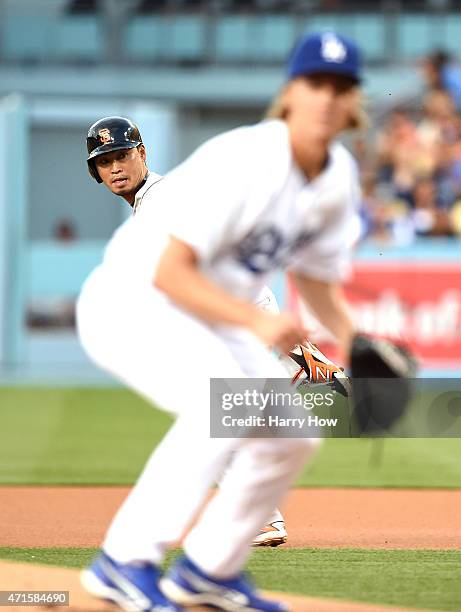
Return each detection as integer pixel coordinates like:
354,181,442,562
320,300,354,364
292,273,355,362
153,242,260,328
159,267,259,327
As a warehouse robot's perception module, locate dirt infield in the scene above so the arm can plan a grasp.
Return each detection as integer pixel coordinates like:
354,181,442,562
1,486,456,611
1,486,460,549
0,561,427,612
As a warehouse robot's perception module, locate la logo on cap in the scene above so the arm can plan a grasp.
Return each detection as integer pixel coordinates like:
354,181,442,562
321,33,347,63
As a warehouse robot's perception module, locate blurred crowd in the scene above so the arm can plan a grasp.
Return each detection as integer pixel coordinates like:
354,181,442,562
355,50,461,245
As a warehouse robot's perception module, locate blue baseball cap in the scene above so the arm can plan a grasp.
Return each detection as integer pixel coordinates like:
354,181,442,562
287,32,362,84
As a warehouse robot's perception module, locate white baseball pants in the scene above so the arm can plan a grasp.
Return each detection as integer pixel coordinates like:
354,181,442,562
77,268,320,577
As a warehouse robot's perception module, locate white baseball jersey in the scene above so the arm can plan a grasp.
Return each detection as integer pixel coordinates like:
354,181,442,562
98,119,359,302
132,171,163,215
130,169,279,314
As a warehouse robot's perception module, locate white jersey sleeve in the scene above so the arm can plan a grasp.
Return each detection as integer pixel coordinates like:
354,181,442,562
147,128,255,262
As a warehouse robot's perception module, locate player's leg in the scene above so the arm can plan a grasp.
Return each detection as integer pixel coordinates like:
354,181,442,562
77,278,251,609
99,324,296,566
160,436,319,611
79,286,250,555
178,435,321,578
160,331,320,610
102,412,238,563
78,279,319,610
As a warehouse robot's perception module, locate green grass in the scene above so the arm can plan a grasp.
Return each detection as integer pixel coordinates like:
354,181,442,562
0,388,172,484
2,387,461,487
297,437,461,488
1,547,459,611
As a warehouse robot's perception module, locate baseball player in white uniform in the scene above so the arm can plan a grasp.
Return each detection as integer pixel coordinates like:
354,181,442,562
78,31,363,612
85,116,290,547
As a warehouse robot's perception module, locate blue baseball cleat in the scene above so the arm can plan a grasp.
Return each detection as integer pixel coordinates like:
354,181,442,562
160,555,290,611
80,551,183,612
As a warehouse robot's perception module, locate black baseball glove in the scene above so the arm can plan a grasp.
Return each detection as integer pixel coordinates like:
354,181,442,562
350,334,418,434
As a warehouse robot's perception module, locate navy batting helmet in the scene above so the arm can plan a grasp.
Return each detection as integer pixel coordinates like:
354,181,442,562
86,116,143,183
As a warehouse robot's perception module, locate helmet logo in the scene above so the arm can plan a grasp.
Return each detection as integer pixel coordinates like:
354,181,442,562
321,33,346,63
98,128,113,144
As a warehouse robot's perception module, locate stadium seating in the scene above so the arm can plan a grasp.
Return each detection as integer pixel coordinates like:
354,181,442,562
0,1,459,66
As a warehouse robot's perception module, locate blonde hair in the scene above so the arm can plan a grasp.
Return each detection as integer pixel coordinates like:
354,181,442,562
265,90,289,120
264,84,369,131
348,89,369,131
